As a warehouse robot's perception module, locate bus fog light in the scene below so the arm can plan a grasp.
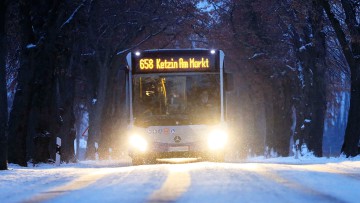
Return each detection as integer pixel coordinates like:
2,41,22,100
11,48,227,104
208,130,228,150
129,135,148,152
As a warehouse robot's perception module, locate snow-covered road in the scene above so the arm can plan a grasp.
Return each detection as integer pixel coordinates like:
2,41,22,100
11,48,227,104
1,158,360,203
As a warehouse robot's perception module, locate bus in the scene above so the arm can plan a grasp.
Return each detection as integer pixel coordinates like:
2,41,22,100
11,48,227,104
125,49,230,165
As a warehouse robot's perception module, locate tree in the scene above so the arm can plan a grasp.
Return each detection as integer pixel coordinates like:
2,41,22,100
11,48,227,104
8,0,85,165
0,0,8,170
281,0,328,157
207,0,297,156
320,0,360,157
7,0,35,166
205,0,331,156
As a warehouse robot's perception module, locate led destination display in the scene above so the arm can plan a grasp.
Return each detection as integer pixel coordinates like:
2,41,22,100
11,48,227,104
140,57,210,70
132,50,218,73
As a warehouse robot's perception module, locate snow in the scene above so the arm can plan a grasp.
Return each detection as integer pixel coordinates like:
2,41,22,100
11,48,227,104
79,138,87,148
299,45,306,51
26,44,36,49
1,156,360,202
60,1,85,29
197,1,214,12
299,42,313,52
286,65,296,71
248,52,265,60
297,62,305,88
81,51,95,56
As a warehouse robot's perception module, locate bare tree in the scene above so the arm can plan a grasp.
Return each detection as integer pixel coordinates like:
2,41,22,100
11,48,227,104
8,0,86,165
320,0,360,157
0,0,8,170
205,0,332,156
7,0,35,166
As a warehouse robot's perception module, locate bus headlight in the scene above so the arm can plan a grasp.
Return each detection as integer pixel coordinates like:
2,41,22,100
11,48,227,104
129,134,148,152
208,129,228,150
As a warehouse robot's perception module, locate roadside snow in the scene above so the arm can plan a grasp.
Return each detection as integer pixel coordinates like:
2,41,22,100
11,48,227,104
245,154,360,165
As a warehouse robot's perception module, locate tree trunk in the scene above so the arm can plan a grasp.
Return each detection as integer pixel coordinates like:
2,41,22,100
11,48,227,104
320,0,360,157
86,61,108,159
29,60,55,163
304,2,327,157
340,0,360,157
0,0,8,170
98,58,124,159
7,0,35,166
342,78,360,156
84,61,101,160
29,33,60,164
287,2,327,157
264,90,274,156
56,74,76,163
86,103,99,160
271,80,292,156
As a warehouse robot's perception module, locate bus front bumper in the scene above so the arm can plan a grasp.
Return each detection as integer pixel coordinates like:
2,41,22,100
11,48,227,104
128,142,224,160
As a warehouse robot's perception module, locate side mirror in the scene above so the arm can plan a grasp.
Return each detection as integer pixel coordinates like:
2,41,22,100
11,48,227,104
224,72,234,91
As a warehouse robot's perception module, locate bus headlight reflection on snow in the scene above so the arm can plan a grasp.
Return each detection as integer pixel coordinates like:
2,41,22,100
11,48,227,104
129,134,148,152
208,129,228,150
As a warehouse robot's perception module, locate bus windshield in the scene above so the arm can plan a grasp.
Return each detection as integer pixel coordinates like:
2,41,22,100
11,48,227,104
133,74,220,126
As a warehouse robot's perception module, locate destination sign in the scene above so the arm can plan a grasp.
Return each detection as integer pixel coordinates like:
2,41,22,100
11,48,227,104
132,50,218,73
140,57,209,70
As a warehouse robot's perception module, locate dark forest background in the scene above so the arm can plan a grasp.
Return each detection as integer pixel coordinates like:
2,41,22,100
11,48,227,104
0,0,359,169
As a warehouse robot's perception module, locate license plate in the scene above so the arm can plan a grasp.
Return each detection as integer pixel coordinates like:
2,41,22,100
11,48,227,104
169,146,189,152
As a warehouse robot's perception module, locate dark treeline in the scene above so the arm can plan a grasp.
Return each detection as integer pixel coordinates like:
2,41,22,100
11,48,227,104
0,0,8,170
0,0,359,169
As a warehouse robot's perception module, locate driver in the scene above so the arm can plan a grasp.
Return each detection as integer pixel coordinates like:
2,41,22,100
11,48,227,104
200,90,212,107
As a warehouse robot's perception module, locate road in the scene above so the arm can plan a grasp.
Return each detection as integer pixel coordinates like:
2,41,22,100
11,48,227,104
2,159,360,203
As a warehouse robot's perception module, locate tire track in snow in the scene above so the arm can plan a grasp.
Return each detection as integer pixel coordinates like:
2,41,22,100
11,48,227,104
254,165,347,203
297,164,360,181
147,164,191,203
21,167,132,203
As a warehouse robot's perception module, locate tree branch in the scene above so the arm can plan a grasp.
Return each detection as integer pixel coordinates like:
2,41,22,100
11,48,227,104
116,26,167,55
60,0,86,30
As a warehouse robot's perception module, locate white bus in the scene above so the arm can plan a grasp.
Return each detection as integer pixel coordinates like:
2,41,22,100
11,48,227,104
126,49,230,165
